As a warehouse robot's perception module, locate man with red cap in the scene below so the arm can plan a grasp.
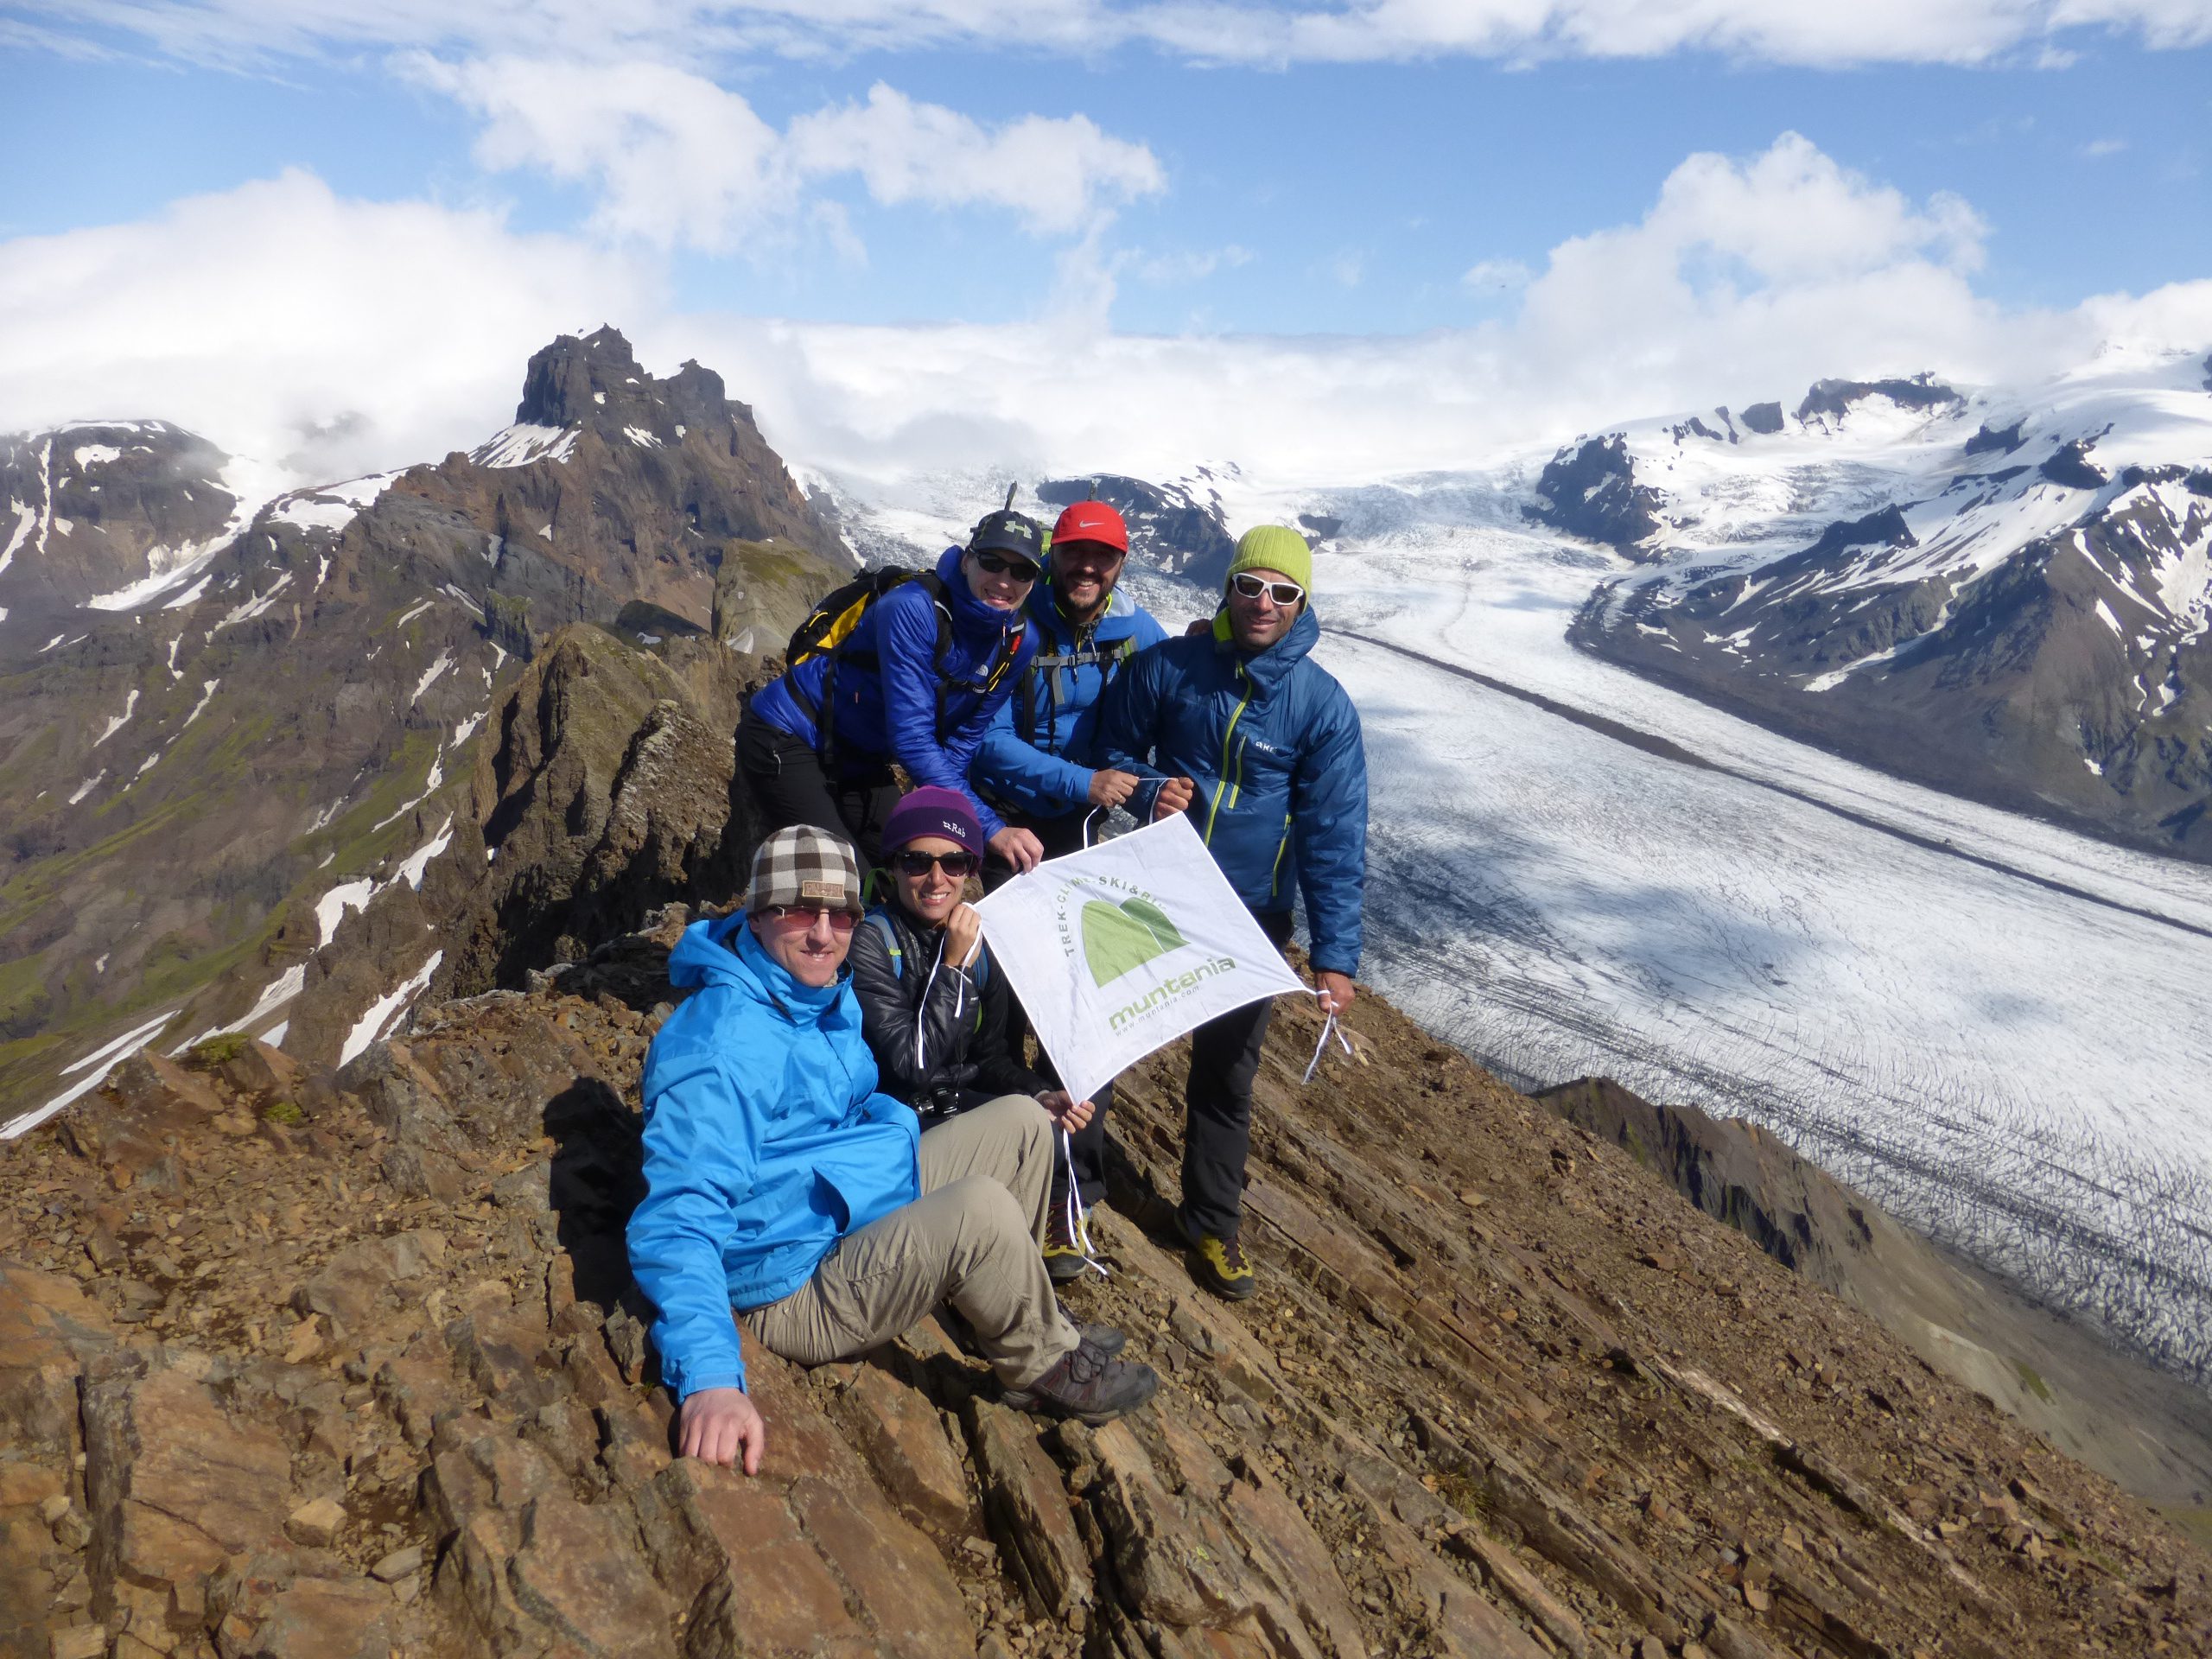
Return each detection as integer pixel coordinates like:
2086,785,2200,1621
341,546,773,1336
970,494,1167,1278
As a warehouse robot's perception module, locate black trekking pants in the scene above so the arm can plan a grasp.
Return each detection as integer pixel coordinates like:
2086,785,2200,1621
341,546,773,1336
985,807,1112,1206
736,701,902,874
1179,908,1298,1244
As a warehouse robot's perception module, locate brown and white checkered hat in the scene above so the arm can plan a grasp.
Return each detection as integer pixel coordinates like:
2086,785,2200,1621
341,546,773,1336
745,825,863,915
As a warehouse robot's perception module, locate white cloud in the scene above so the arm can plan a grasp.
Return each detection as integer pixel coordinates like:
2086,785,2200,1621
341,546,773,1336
406,57,1161,252
1463,257,1534,293
787,84,1163,237
5,136,2207,512
2082,136,2129,156
25,0,2212,69
1126,245,1255,285
0,169,652,485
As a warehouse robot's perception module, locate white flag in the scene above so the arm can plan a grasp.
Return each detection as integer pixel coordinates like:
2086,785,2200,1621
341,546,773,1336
974,812,1308,1107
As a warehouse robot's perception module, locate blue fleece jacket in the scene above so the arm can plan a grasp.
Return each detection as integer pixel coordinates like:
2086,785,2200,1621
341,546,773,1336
969,584,1168,821
748,548,1038,840
1091,606,1367,976
627,914,920,1399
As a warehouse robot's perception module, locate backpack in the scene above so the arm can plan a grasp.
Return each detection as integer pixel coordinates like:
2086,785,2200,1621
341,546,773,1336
1014,628,1141,749
785,568,1026,763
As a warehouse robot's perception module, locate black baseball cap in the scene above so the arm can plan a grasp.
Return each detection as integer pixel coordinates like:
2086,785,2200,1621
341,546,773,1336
967,509,1045,563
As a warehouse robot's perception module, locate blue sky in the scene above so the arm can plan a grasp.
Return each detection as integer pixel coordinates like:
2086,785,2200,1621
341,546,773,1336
3,2,2210,484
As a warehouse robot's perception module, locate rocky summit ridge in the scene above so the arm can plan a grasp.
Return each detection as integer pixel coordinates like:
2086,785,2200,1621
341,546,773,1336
4,895,2209,1659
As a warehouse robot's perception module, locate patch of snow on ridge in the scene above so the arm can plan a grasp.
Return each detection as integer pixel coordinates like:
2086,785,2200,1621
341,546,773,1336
412,650,452,703
2,1009,181,1140
393,598,432,629
624,426,660,448
180,679,219,729
1,502,35,577
67,771,105,805
207,571,292,635
472,423,576,468
92,689,140,747
397,817,454,888
71,442,124,469
316,878,376,947
162,576,210,611
82,451,282,612
453,713,483,745
340,951,442,1067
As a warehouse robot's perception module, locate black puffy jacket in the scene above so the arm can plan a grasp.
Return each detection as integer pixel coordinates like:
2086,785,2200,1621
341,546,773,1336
847,900,1046,1122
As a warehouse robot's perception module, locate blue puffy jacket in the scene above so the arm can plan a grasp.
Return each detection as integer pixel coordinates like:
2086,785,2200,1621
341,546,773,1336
627,913,920,1399
970,585,1168,821
750,547,1039,840
1092,606,1367,976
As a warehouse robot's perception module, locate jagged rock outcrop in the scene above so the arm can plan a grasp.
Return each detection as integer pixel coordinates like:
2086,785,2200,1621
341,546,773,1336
1794,376,1965,430
1522,435,1665,554
4,927,2208,1659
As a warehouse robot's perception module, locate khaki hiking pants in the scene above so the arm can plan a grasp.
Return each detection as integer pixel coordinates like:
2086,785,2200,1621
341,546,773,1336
741,1094,1081,1389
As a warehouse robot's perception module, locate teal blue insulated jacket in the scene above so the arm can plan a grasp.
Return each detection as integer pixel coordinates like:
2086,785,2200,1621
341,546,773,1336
969,585,1167,820
1092,605,1367,976
628,913,920,1399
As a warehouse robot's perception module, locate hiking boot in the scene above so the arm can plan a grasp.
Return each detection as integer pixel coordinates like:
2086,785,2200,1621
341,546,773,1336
1043,1206,1096,1283
1186,1231,1257,1300
1002,1337,1158,1426
1057,1305,1126,1356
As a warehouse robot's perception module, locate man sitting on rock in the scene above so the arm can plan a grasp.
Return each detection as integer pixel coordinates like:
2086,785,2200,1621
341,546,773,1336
627,824,1158,1471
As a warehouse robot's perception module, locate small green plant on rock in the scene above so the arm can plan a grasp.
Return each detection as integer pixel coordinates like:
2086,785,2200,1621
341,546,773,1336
262,1099,306,1127
189,1033,251,1067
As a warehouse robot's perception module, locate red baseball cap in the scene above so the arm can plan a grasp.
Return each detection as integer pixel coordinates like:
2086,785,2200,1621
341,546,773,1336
1051,500,1128,556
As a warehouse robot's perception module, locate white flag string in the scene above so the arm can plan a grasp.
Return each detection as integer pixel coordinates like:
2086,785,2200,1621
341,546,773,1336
1301,999,1353,1085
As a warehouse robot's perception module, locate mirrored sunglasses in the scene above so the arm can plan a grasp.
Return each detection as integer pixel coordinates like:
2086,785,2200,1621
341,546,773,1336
1230,571,1305,606
893,849,979,878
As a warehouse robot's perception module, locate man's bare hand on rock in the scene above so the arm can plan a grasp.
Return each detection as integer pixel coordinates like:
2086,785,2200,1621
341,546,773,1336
678,1387,765,1474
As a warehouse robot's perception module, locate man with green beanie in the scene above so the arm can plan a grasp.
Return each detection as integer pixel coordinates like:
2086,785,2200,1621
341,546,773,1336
1091,524,1367,1300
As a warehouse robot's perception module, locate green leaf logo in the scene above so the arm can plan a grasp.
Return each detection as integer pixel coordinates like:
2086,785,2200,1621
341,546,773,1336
1081,896,1188,987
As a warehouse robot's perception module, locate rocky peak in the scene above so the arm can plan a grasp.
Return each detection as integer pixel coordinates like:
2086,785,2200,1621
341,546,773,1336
1794,375,1965,429
513,327,742,442
0,421,235,623
1523,434,1664,555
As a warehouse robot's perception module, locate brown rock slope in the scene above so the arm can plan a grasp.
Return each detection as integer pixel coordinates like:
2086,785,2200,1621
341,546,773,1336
3,921,2208,1659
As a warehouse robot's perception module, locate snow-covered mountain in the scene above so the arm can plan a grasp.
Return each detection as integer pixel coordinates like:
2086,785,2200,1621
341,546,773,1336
0,327,836,1122
1544,351,2212,860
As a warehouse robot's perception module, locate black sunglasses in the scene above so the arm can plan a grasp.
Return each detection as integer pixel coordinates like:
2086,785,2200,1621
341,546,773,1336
1230,571,1305,606
893,849,979,878
972,550,1040,582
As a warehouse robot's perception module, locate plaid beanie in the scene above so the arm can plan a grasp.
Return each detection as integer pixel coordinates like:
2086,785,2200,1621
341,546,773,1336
880,786,985,859
746,825,863,915
1224,524,1313,597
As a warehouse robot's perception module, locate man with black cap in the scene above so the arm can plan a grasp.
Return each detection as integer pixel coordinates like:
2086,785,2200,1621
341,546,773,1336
629,825,1159,1474
741,503,1049,873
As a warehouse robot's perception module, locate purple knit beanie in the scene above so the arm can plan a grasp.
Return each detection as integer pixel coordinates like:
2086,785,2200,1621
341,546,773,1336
881,786,984,858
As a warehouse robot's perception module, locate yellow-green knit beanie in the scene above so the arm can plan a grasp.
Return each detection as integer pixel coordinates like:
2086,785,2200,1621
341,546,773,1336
1224,524,1313,596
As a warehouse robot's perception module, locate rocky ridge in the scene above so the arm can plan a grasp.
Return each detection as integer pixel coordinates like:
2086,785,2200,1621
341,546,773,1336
0,329,842,1125
4,907,2209,1659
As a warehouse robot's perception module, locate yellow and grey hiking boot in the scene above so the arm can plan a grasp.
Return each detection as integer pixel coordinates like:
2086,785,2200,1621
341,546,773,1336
1043,1206,1096,1283
1186,1231,1257,1300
